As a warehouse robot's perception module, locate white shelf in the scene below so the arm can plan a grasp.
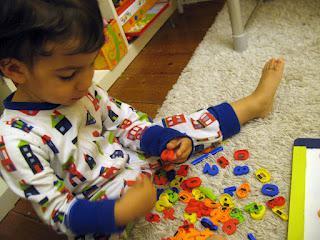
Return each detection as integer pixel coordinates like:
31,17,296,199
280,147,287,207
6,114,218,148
0,179,19,221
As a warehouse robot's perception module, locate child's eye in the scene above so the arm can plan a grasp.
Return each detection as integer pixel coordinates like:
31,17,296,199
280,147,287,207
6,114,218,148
59,72,76,81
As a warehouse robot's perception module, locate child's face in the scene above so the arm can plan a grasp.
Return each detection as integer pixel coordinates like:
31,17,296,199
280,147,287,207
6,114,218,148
18,42,99,106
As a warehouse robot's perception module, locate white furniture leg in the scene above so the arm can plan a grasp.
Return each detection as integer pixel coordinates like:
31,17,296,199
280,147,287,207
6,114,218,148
0,179,19,221
0,80,19,222
226,0,248,52
177,0,184,13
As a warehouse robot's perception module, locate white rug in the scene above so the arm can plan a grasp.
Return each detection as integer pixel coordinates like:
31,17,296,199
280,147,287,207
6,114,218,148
132,0,320,239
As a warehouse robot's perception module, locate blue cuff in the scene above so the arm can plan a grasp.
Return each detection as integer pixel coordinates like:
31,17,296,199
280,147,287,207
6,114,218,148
140,125,188,156
65,198,124,236
207,102,240,140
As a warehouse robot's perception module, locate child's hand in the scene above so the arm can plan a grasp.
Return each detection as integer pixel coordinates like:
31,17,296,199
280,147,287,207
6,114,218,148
114,175,157,226
166,137,192,164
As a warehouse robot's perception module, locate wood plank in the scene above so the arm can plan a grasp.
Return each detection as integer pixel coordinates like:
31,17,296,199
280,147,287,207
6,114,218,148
125,102,161,118
13,199,40,221
168,1,225,31
108,74,179,104
141,29,206,54
142,1,225,55
0,211,66,240
121,53,191,76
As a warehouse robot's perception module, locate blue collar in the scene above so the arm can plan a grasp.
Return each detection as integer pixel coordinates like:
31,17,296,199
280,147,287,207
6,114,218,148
3,92,60,110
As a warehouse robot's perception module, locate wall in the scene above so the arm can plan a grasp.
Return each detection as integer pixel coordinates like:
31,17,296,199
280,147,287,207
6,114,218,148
0,78,19,221
0,78,11,113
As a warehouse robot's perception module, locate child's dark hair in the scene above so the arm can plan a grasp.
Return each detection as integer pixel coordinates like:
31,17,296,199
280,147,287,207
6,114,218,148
0,0,105,76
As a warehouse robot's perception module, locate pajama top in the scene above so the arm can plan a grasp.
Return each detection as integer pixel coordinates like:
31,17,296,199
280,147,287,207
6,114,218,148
0,84,226,237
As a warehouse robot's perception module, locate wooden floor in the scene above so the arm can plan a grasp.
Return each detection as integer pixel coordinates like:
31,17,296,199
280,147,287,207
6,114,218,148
0,1,224,239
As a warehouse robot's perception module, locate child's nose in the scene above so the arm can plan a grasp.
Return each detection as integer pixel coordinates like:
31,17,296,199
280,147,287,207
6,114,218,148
76,70,93,91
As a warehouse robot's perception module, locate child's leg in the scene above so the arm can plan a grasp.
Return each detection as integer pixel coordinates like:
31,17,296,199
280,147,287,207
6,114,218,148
229,58,285,125
155,58,285,153
206,58,285,141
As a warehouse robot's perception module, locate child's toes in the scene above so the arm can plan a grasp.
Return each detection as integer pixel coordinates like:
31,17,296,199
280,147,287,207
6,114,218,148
275,58,285,71
270,58,279,70
263,58,273,72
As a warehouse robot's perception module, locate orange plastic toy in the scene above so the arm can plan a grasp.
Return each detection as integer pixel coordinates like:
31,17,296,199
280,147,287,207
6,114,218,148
236,183,251,199
179,190,194,203
161,149,176,162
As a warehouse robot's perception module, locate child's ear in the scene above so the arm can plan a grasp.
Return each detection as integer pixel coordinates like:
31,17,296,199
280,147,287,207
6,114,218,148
0,58,29,84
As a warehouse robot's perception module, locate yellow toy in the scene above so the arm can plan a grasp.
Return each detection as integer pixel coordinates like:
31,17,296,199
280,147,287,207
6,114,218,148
255,168,271,183
272,206,288,221
170,175,185,188
219,193,235,208
250,204,266,220
155,194,172,212
192,188,206,201
183,212,197,223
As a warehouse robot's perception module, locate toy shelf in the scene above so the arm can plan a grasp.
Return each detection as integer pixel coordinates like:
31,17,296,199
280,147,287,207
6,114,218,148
124,1,170,38
95,0,177,91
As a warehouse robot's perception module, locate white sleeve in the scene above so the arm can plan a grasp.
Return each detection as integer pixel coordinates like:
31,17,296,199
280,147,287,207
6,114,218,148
0,134,75,235
94,86,154,152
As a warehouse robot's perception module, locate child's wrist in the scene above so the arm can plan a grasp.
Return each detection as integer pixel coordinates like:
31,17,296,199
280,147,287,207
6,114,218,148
114,199,127,226
114,198,137,226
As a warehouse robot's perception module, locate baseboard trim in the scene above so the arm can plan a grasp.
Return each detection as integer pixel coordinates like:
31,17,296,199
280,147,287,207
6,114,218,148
0,180,19,222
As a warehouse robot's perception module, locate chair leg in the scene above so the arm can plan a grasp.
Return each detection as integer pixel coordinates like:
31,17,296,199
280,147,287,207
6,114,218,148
177,0,184,13
226,0,248,52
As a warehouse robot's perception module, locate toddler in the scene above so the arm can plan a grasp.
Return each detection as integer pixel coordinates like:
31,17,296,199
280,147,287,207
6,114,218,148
0,0,284,239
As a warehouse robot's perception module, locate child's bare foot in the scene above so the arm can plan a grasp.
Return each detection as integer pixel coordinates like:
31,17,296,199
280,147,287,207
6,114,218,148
251,57,285,117
230,58,284,125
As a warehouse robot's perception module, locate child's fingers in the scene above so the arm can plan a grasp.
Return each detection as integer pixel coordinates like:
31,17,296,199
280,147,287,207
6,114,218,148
176,139,192,159
133,175,144,187
166,139,180,149
176,151,188,162
176,139,190,157
141,174,154,187
166,138,192,163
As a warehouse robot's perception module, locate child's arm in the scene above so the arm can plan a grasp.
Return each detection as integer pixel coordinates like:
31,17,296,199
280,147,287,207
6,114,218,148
95,86,191,157
95,86,226,162
0,134,125,236
0,134,75,234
